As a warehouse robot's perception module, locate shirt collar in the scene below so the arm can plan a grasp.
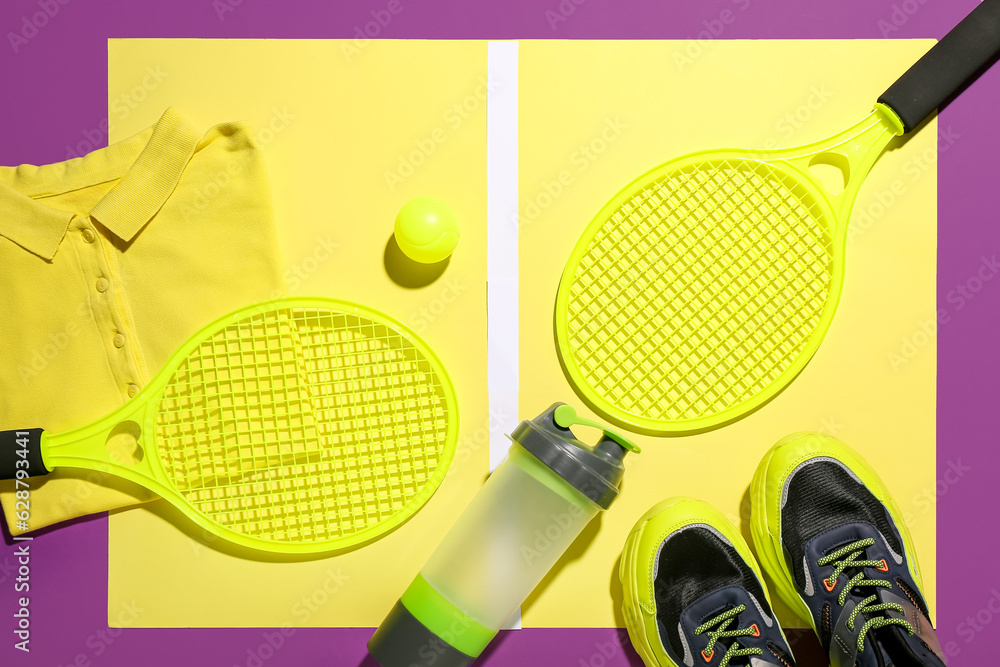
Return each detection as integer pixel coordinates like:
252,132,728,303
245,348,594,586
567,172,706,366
0,185,72,261
0,107,201,260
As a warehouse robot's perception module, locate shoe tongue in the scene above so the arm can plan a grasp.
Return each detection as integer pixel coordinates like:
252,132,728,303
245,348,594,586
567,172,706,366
819,522,886,555
818,522,904,590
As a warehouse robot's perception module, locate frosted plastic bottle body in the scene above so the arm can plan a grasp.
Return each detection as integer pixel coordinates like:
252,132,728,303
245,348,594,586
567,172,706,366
419,444,600,631
367,403,638,667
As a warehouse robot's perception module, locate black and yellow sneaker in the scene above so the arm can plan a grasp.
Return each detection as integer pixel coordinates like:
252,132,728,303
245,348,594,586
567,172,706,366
620,497,797,667
751,432,947,667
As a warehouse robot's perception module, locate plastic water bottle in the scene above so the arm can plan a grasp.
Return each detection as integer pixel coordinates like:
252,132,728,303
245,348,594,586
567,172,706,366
368,403,640,667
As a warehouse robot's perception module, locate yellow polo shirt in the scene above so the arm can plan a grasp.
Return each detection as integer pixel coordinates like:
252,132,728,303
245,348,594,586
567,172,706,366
0,107,286,534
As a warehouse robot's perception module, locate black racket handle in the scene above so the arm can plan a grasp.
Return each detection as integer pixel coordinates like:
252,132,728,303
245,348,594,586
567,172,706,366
879,0,1000,133
0,429,50,480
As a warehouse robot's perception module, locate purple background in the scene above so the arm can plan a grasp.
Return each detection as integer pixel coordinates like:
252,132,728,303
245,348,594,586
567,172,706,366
2,0,998,664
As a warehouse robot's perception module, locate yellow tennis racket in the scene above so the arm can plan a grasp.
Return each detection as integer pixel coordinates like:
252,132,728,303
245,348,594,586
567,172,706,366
0,297,458,553
556,0,1000,435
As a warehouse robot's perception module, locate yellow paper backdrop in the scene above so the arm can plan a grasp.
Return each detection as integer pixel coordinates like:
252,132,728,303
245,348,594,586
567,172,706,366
518,40,937,629
106,39,489,627
105,38,938,631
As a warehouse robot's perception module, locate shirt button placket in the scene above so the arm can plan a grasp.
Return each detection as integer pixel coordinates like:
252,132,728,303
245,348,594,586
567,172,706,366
77,215,143,400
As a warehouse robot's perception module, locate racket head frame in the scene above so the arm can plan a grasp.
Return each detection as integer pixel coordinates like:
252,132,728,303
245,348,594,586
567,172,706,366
555,105,904,435
39,297,460,553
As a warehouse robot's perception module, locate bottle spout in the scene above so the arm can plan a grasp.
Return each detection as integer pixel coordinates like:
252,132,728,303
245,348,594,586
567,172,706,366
510,403,640,510
553,404,641,456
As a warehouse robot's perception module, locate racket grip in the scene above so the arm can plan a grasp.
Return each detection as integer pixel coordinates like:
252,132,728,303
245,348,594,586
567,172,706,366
879,0,1000,132
0,429,50,480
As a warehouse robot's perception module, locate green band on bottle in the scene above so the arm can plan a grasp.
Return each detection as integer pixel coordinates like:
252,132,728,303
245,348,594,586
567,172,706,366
400,574,497,657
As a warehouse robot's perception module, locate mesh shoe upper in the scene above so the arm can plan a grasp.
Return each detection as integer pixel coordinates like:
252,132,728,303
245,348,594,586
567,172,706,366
780,458,903,591
655,525,795,666
780,458,946,667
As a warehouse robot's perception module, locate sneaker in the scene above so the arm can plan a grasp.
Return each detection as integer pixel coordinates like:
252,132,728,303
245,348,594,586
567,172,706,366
620,497,797,667
750,432,947,667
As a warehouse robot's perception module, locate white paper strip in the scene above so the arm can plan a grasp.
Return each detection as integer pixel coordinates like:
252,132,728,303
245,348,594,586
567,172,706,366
486,40,522,632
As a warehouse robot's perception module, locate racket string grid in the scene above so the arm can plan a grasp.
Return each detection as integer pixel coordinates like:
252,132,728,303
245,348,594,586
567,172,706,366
154,307,450,544
566,159,833,423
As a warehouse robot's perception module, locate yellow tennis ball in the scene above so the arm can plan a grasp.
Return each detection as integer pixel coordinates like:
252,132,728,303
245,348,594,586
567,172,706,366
394,197,460,264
